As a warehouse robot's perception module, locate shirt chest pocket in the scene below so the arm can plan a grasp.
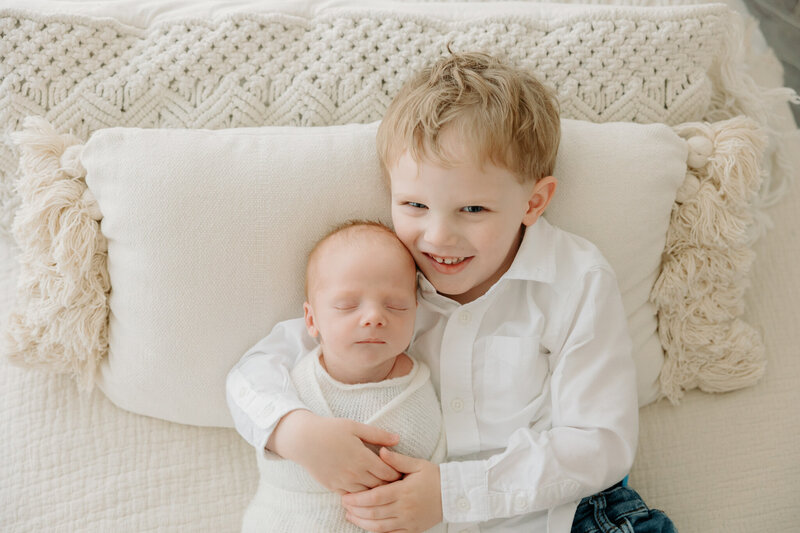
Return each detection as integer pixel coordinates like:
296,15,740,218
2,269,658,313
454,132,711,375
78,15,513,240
477,336,550,415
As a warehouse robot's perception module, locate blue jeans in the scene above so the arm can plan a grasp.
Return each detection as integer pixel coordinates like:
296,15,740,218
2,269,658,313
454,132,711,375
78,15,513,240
571,482,677,533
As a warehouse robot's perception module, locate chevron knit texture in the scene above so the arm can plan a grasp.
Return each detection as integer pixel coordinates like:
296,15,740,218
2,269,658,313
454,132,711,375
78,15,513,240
0,3,795,239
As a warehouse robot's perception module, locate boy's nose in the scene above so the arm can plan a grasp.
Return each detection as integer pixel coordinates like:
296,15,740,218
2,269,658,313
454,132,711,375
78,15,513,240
424,218,458,247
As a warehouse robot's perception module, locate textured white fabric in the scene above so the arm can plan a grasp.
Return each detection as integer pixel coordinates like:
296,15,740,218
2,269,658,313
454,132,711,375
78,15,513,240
227,217,640,533
0,1,749,238
241,348,445,533
3,177,798,532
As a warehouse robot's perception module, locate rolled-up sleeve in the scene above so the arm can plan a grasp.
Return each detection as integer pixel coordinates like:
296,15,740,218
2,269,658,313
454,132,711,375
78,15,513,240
225,318,317,452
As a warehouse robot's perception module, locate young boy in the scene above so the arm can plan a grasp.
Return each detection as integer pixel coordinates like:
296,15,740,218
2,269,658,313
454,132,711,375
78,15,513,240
227,52,675,532
233,221,445,532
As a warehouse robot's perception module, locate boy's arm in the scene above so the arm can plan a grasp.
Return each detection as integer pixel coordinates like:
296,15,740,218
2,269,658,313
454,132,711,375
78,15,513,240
226,318,402,493
439,266,638,524
343,268,635,530
226,318,315,452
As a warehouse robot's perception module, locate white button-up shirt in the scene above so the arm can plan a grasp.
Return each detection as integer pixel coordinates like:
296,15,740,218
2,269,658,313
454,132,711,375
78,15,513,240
226,217,638,533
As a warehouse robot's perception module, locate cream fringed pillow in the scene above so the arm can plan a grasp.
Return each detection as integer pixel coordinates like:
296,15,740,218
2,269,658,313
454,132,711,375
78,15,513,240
652,117,768,403
2,116,761,426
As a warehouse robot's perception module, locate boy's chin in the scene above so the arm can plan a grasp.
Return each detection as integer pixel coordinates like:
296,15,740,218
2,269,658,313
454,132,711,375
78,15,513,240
422,271,471,298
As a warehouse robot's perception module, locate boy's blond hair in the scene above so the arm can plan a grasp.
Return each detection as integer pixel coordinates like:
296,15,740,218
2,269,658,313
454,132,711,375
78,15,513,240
304,220,416,299
377,51,560,184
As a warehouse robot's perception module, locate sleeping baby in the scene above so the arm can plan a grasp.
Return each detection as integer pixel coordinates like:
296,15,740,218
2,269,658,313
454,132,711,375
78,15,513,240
232,220,445,533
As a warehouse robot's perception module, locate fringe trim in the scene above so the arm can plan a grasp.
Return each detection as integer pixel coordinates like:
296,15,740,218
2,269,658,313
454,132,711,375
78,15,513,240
2,117,108,391
653,116,768,404
708,8,800,238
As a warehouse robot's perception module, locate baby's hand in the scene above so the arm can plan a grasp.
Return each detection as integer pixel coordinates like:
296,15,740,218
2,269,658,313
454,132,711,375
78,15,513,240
268,409,402,494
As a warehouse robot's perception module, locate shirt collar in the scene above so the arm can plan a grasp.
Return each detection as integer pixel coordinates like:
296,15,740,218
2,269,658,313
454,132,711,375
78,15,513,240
502,215,556,283
416,215,556,303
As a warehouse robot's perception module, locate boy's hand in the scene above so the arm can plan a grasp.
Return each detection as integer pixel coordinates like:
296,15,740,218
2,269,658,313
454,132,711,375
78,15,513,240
342,447,443,533
268,409,402,494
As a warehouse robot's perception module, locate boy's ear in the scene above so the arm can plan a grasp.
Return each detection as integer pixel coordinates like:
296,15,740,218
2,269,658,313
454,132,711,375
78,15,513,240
522,176,557,227
303,302,319,338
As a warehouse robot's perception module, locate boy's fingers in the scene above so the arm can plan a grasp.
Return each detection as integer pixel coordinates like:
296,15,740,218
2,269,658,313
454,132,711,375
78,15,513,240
353,422,400,447
358,470,390,490
345,512,400,532
343,501,398,521
370,468,401,484
343,482,370,494
379,447,420,474
342,482,397,507
368,458,401,483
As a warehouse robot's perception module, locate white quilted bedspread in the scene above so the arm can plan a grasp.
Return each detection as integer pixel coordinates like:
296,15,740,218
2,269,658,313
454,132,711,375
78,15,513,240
2,168,799,532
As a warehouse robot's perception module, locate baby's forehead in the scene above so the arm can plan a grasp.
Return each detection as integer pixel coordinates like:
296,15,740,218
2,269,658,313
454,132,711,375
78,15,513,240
309,225,414,278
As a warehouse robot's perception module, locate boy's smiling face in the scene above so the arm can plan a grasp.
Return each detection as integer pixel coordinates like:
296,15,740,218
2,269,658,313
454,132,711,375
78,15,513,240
389,135,556,304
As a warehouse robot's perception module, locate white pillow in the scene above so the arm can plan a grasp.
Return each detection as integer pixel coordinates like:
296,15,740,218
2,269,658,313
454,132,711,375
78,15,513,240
76,119,682,425
87,124,391,425
547,121,686,405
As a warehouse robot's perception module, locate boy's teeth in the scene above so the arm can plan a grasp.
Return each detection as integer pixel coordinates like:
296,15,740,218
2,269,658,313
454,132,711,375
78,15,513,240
433,255,465,265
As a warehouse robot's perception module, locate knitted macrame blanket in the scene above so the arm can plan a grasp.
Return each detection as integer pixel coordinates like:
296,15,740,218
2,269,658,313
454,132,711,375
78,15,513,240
1,2,786,238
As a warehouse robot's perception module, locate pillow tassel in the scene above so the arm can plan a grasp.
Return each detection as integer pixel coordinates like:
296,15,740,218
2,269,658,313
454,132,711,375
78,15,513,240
708,8,800,226
2,117,108,392
655,116,767,404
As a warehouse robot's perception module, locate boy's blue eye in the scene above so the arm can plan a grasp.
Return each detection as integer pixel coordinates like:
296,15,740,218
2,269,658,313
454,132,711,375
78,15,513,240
462,206,485,213
406,202,427,209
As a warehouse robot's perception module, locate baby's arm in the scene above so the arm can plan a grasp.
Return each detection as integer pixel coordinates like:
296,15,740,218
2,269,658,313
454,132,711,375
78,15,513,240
226,318,401,493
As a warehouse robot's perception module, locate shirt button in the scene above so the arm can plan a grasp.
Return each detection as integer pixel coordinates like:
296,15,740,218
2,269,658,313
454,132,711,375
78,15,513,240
450,398,464,412
238,387,247,399
458,311,471,323
456,497,470,511
514,493,527,511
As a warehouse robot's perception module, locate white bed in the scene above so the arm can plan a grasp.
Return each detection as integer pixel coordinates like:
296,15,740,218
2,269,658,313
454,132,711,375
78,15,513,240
1,1,798,532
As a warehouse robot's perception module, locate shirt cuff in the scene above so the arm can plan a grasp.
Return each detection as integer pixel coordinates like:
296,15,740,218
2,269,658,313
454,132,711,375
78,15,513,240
440,459,490,523
227,368,307,452
254,396,309,455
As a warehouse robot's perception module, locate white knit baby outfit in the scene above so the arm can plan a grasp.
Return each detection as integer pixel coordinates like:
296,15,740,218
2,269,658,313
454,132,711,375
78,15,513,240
241,347,446,533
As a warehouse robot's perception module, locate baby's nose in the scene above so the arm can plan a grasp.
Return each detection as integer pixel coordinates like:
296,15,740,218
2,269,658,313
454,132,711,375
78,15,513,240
360,305,386,327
